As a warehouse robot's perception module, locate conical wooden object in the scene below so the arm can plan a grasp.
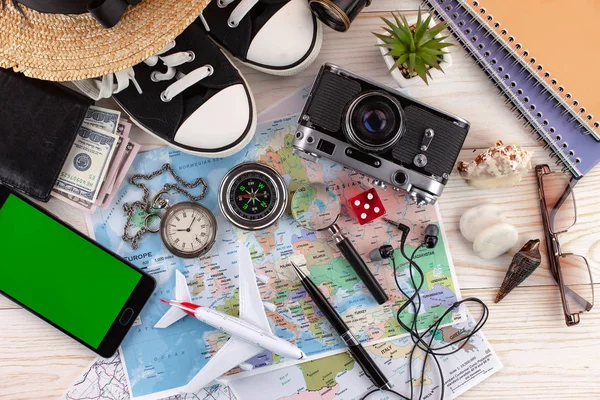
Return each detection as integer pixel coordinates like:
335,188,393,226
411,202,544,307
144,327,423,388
495,239,542,303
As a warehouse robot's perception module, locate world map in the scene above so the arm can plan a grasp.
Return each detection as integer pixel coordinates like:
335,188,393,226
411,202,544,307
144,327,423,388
62,351,235,400
87,115,463,399
63,318,502,400
227,317,502,400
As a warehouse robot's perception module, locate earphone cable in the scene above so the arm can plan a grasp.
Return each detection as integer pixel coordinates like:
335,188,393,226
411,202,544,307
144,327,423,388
360,232,489,400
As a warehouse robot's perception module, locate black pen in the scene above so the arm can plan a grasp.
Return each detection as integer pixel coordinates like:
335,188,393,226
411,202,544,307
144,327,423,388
290,261,391,391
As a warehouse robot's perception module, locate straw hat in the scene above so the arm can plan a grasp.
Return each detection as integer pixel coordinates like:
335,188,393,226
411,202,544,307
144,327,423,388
0,0,210,81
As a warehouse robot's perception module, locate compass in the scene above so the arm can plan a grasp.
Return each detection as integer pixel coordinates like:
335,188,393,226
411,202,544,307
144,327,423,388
219,162,287,231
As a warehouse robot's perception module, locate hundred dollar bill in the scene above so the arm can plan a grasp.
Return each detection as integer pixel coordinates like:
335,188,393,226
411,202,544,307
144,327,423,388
51,188,97,213
82,105,121,135
55,125,119,202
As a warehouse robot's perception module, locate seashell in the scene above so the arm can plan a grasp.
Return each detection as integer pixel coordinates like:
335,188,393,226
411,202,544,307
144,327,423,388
495,239,542,303
457,140,533,189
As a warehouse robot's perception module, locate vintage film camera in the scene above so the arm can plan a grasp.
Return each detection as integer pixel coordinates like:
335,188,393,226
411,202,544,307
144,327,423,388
292,64,470,205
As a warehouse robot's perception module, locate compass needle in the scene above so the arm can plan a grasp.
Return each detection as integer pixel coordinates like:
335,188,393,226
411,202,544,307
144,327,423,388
219,162,287,231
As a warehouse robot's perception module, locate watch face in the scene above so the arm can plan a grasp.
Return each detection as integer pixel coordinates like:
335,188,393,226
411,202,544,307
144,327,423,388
229,172,277,221
161,202,216,258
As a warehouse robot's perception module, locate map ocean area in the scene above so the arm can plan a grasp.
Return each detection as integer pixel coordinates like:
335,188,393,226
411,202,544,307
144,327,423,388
87,114,463,399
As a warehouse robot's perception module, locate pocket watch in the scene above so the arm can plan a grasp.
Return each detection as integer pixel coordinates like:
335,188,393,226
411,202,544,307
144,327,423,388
122,163,217,258
141,191,217,259
156,200,217,258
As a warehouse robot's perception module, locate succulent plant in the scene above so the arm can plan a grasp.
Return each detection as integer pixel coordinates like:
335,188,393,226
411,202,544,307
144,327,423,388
374,10,453,84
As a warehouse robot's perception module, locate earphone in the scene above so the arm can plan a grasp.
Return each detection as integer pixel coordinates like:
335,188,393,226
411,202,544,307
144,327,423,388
363,221,489,400
423,224,439,249
369,223,439,262
368,244,394,261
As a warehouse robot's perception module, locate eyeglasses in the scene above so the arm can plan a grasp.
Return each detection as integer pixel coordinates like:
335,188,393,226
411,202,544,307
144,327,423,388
536,164,594,326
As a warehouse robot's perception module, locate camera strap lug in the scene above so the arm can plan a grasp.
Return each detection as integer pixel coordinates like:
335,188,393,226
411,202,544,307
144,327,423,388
420,128,435,151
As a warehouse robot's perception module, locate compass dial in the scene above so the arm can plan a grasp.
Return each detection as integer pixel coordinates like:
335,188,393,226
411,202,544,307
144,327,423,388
219,163,288,231
230,172,278,221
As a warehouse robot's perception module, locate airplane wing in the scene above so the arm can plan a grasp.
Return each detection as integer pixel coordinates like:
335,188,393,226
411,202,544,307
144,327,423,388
182,337,263,393
154,270,191,329
237,245,273,333
181,245,272,393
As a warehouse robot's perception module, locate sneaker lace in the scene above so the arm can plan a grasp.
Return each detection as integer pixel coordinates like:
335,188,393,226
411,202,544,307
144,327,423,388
74,41,214,103
198,0,259,30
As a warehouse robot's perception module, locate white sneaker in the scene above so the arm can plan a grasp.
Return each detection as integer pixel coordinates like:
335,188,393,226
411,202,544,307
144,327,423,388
198,0,323,76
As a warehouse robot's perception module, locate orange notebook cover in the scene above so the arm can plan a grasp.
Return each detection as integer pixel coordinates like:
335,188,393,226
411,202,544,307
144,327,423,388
464,0,600,137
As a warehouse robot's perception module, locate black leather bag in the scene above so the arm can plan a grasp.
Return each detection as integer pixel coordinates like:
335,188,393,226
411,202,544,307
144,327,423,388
0,69,92,201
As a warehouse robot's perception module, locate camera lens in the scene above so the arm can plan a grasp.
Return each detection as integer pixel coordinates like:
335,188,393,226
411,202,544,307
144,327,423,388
344,91,404,153
311,2,347,31
362,110,388,133
309,0,371,32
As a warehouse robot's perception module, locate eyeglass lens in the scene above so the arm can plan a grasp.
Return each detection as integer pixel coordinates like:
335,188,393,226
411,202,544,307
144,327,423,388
558,254,594,315
541,172,576,234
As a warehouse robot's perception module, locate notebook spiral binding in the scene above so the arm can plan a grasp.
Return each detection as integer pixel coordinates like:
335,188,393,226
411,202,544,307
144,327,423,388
424,0,600,179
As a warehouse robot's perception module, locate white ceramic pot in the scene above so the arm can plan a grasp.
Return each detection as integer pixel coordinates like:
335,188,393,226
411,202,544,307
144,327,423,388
377,13,453,88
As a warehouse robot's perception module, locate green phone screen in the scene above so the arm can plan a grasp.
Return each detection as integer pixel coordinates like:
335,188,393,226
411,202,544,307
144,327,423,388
0,194,142,349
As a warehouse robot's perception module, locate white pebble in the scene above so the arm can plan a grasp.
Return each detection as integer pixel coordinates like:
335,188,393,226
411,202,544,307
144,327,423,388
460,204,507,243
473,223,519,260
263,301,277,312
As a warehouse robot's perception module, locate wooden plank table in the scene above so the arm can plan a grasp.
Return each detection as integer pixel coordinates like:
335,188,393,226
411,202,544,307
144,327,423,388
1,3,599,399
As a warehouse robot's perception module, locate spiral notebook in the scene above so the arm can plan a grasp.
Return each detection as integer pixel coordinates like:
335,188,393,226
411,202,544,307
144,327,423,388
425,0,600,179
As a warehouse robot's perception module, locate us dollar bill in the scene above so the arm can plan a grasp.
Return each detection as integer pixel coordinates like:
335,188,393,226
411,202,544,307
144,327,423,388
55,125,119,202
82,105,121,135
51,188,97,213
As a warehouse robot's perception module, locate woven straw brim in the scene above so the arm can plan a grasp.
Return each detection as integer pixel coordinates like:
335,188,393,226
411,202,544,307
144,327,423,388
0,0,210,81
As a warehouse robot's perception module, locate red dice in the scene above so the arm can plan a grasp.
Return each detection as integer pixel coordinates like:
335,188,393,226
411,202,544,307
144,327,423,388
348,188,386,225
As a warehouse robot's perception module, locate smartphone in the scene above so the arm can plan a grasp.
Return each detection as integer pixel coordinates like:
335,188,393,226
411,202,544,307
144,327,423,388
0,185,156,357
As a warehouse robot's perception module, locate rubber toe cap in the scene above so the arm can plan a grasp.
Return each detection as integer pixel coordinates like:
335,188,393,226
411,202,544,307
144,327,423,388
246,0,317,68
174,84,252,152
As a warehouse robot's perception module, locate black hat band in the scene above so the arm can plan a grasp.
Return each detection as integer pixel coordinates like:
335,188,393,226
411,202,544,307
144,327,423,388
16,0,143,28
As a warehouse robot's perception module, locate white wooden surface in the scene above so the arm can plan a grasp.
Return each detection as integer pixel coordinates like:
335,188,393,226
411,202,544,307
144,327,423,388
2,5,600,400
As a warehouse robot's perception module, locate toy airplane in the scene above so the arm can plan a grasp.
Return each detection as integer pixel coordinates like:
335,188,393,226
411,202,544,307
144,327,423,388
154,246,304,393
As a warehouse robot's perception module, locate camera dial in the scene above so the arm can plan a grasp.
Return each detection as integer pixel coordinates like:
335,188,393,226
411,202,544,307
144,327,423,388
344,91,405,153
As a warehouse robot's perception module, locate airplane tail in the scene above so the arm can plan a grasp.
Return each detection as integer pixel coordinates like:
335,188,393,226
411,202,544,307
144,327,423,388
154,270,192,329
